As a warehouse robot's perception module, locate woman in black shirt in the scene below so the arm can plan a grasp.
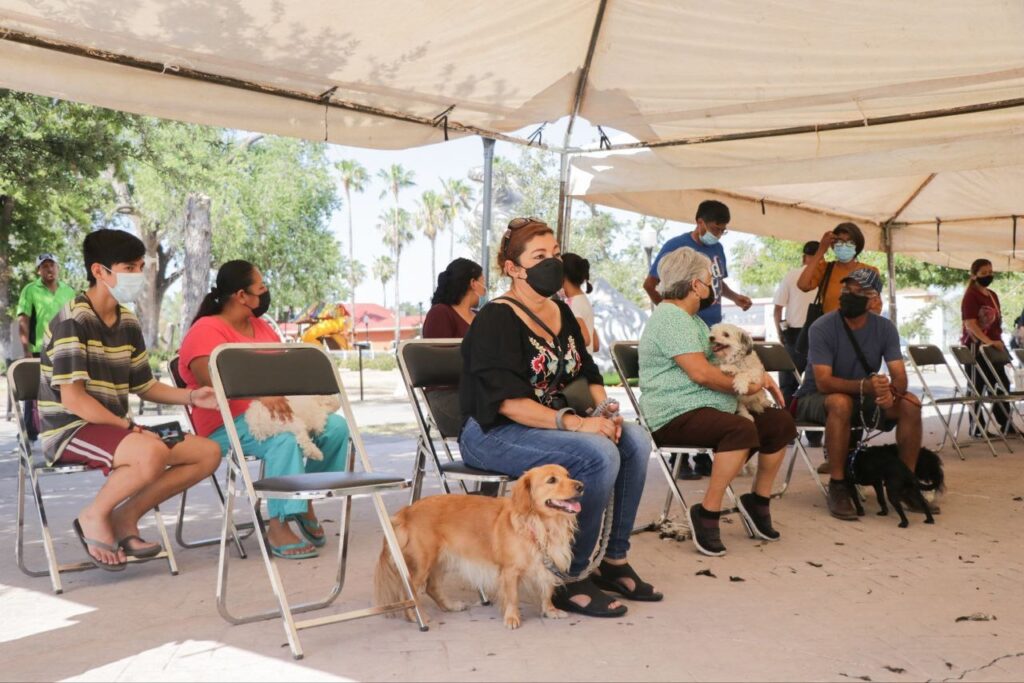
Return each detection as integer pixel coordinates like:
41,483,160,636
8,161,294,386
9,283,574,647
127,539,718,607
459,218,658,618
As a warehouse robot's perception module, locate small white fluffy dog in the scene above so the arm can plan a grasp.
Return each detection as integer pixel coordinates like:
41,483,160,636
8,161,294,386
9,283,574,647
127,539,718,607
244,395,341,460
708,323,773,421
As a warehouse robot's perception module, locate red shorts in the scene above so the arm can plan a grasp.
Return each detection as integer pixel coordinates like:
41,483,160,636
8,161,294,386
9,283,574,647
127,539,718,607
56,424,133,476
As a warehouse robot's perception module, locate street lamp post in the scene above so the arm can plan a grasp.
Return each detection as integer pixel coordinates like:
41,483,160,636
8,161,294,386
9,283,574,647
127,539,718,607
641,225,658,271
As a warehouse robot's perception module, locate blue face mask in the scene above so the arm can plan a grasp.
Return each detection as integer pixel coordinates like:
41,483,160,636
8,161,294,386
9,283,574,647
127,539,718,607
699,230,720,247
833,244,857,263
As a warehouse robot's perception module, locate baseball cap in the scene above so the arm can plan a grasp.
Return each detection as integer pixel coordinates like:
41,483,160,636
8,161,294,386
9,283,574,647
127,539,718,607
802,240,819,256
841,268,883,295
36,253,57,268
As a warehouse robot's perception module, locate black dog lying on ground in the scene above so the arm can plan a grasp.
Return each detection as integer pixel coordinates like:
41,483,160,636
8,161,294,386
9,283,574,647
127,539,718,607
845,445,944,528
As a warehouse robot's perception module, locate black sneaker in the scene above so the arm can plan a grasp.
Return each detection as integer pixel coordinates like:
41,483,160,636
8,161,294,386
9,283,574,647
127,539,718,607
737,493,780,541
693,452,713,477
688,504,726,556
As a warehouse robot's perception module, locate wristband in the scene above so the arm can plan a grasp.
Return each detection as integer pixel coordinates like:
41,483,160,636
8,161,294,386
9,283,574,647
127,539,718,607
555,407,576,431
188,389,195,406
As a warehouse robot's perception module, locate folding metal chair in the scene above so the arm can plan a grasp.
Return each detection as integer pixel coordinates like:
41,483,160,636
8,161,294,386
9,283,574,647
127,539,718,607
978,344,1024,429
396,339,510,503
1013,348,1024,368
907,344,1006,459
610,341,706,532
9,358,178,594
753,342,827,498
168,355,256,556
949,344,1016,453
209,343,425,660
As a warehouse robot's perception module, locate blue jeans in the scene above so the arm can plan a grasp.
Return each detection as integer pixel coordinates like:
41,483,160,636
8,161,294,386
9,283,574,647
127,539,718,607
459,418,651,576
210,413,350,521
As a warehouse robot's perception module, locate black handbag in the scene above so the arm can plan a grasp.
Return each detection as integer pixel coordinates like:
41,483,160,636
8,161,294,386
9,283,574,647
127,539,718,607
796,261,836,354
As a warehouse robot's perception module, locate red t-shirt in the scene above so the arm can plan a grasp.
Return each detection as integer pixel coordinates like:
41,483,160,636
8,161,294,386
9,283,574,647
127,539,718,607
421,303,472,339
961,285,1002,348
178,316,281,436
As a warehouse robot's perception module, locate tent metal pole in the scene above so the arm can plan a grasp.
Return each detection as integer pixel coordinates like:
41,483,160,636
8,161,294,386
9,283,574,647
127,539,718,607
884,223,898,325
481,137,496,295
556,0,608,245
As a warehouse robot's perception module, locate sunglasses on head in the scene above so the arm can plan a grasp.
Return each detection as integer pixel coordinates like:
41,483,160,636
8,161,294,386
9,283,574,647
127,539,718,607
501,217,547,246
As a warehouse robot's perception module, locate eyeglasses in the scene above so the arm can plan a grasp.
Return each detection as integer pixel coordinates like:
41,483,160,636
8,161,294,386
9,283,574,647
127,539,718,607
833,240,855,249
501,217,548,247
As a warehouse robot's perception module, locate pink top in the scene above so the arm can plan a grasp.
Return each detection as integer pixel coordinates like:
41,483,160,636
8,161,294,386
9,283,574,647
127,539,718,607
179,315,281,436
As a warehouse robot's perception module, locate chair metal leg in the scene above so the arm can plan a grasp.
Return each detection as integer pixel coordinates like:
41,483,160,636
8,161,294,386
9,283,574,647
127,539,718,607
176,466,254,555
21,463,67,593
634,450,689,533
151,504,179,576
793,438,828,498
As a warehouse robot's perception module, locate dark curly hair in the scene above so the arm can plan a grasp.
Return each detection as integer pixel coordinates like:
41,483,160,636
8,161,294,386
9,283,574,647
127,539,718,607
431,258,483,306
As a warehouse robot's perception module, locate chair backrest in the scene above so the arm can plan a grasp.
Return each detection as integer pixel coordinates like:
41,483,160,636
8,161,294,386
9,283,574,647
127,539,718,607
168,355,185,388
907,344,948,368
610,341,639,382
399,339,462,389
753,342,797,373
1014,348,1024,367
982,344,1012,366
949,345,975,368
210,344,340,399
8,358,40,402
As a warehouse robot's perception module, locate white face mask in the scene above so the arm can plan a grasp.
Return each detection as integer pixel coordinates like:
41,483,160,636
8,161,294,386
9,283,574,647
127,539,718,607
102,267,146,303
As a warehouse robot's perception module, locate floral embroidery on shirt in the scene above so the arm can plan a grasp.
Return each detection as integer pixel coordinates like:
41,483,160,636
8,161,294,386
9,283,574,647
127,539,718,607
527,334,581,398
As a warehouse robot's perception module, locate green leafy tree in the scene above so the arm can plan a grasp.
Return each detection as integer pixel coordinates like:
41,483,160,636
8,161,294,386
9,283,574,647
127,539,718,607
376,164,415,342
441,177,474,261
372,255,395,306
336,159,369,336
0,90,131,358
416,190,447,287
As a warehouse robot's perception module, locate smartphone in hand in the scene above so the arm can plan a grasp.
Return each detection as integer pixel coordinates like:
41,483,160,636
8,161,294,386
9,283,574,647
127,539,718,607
142,421,186,447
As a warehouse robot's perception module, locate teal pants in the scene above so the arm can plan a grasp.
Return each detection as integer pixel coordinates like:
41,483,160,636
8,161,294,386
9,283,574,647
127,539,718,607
210,413,350,521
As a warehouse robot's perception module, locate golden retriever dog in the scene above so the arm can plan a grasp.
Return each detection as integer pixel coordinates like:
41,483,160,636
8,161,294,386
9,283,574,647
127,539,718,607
374,464,583,629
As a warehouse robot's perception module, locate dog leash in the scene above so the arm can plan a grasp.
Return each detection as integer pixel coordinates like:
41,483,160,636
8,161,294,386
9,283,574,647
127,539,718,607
529,498,614,582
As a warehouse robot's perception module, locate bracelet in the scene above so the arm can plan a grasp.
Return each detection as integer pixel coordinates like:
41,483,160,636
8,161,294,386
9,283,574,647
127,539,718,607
188,389,195,407
555,407,576,431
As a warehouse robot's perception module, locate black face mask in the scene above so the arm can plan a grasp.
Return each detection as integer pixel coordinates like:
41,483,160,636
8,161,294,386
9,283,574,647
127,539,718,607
522,258,564,298
247,289,271,318
976,275,994,288
839,292,869,319
697,281,715,310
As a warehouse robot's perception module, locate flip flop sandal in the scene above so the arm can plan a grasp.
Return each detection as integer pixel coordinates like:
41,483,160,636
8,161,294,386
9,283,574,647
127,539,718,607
270,541,319,560
591,561,664,602
551,577,628,618
73,519,126,572
117,535,163,559
286,514,327,548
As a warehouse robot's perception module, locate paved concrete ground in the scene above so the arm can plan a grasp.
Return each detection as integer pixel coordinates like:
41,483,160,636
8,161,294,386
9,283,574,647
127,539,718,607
2,373,1023,682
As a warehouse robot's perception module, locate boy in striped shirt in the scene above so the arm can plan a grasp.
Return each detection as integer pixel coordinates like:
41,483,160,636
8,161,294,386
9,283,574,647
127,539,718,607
39,229,221,571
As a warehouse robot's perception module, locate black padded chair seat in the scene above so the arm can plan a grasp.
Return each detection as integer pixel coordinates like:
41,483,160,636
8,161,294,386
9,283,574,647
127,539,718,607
253,471,408,495
438,461,510,480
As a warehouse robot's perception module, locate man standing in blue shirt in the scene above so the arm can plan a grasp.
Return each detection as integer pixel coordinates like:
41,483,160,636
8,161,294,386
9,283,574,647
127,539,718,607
643,200,752,326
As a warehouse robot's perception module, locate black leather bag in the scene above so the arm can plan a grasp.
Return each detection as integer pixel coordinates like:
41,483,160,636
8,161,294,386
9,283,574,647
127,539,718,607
796,261,835,354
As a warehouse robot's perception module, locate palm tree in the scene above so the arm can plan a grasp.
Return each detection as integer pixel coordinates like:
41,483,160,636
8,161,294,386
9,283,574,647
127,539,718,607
441,178,474,261
376,164,416,343
336,159,369,339
372,255,395,307
377,207,413,343
416,190,447,287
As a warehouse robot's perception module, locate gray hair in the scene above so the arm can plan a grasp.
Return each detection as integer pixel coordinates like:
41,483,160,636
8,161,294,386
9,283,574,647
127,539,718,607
657,247,712,300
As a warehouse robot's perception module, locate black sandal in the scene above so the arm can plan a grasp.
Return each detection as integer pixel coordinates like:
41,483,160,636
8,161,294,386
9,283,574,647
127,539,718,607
551,576,628,618
591,560,664,602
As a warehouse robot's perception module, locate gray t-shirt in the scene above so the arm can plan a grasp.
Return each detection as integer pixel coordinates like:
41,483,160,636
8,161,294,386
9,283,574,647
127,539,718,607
795,311,902,397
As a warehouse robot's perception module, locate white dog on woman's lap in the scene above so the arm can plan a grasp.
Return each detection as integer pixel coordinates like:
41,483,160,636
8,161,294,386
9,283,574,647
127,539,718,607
709,323,773,421
244,395,341,460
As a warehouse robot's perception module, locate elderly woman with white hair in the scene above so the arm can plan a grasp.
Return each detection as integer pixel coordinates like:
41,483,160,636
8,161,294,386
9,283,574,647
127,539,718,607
638,247,796,557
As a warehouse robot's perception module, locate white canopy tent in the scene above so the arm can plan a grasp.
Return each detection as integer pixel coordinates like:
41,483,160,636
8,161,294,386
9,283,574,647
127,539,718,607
3,0,1024,270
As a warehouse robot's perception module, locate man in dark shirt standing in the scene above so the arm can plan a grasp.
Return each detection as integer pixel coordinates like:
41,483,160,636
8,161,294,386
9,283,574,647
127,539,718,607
793,268,924,520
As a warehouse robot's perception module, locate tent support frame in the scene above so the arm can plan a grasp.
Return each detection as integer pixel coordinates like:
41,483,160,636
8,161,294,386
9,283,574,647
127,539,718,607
883,223,898,325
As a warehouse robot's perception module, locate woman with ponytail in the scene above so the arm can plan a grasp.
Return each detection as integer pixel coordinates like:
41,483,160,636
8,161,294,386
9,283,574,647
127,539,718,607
422,257,485,339
178,260,351,559
961,258,1013,435
561,253,598,353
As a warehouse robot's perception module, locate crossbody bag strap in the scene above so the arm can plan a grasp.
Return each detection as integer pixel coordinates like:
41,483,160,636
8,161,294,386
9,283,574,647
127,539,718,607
839,315,874,375
813,261,836,306
493,296,567,402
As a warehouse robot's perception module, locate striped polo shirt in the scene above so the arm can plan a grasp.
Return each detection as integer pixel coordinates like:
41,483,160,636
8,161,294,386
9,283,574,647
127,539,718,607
38,293,156,464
